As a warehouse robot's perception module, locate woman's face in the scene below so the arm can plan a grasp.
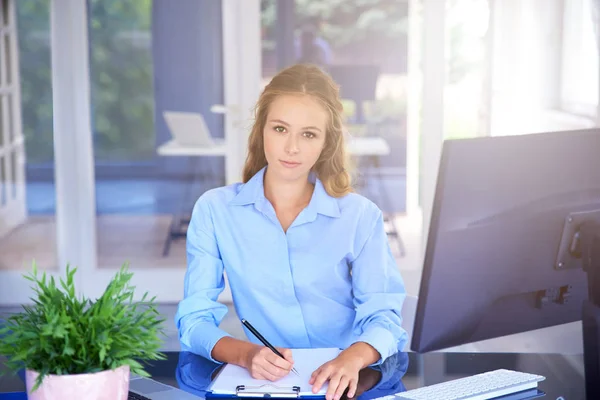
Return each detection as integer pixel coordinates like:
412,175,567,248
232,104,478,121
263,94,328,183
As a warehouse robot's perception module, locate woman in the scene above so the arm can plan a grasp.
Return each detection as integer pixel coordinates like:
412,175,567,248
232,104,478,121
175,64,407,400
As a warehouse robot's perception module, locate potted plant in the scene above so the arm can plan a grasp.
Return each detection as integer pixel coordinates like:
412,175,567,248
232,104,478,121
0,263,166,400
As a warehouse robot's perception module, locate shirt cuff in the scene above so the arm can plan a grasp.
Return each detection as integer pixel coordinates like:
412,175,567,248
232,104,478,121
183,321,232,364
352,324,398,366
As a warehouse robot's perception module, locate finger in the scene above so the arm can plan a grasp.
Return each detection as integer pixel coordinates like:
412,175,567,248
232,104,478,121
310,362,328,385
250,370,266,380
263,361,288,379
334,376,350,400
326,373,342,400
252,351,285,379
312,367,332,394
347,378,358,398
278,347,294,364
261,356,290,378
249,365,267,381
309,368,320,385
264,349,293,371
256,364,280,382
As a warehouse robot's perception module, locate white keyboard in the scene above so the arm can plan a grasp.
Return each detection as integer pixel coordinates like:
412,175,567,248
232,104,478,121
391,369,546,400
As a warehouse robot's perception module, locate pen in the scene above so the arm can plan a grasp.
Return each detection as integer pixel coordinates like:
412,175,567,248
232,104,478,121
241,319,300,377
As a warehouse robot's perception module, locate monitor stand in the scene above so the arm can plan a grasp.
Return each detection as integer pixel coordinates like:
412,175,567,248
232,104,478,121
579,219,600,399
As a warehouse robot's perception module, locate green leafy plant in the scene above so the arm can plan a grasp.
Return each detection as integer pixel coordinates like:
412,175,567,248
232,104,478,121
0,262,166,391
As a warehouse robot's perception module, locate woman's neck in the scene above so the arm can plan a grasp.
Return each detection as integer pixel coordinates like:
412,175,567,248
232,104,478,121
263,169,314,211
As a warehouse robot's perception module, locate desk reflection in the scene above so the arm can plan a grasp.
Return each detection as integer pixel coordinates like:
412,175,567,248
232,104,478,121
175,351,409,399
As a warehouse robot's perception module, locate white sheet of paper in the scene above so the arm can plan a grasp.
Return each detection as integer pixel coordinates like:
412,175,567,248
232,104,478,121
209,348,342,396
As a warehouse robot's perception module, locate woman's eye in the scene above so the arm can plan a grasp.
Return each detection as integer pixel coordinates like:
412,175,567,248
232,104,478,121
274,126,286,133
304,131,316,139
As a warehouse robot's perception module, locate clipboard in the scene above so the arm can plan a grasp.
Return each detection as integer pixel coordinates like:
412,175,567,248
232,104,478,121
206,383,312,399
236,384,300,398
0,393,27,400
206,348,341,399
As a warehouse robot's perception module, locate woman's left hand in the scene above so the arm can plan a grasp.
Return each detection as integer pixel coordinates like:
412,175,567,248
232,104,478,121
309,343,380,400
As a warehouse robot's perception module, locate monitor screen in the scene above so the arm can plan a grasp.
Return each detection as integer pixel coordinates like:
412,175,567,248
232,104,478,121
411,129,600,353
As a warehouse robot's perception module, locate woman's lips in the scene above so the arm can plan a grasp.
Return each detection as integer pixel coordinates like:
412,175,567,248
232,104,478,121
280,160,301,168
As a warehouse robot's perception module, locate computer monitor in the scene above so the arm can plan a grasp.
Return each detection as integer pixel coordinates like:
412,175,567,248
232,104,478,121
411,129,600,393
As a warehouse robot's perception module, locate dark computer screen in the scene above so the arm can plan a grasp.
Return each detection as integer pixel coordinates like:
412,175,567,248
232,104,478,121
411,128,600,353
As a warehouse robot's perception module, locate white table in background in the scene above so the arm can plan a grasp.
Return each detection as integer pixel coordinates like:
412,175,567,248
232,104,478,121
156,136,390,157
157,136,404,256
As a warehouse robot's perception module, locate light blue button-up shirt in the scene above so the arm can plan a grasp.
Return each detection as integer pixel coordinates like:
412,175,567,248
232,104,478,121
175,166,407,364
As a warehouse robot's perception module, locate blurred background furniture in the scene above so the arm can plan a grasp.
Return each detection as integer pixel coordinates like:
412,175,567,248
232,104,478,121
158,114,405,257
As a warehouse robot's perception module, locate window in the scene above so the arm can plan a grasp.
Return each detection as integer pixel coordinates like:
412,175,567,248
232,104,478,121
88,0,154,162
561,0,599,119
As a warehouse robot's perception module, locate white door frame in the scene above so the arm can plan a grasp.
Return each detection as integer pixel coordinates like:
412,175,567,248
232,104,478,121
0,0,38,305
0,0,74,306
417,0,446,253
222,0,262,186
54,0,261,303
405,0,422,219
0,0,26,239
47,0,97,300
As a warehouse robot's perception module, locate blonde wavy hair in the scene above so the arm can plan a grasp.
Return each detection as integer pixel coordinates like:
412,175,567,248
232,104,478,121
242,64,353,198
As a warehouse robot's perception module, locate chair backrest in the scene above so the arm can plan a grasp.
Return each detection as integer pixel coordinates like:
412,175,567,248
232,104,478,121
401,294,418,351
163,111,215,146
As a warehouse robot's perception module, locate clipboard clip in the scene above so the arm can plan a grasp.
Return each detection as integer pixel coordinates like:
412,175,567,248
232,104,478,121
236,384,301,398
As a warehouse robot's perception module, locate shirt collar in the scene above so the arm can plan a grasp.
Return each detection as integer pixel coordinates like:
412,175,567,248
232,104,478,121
229,166,267,206
229,166,341,219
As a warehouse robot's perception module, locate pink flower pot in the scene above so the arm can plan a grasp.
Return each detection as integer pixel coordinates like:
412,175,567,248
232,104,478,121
25,365,130,400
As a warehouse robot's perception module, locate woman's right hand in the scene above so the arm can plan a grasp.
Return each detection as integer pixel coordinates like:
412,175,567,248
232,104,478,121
244,345,295,381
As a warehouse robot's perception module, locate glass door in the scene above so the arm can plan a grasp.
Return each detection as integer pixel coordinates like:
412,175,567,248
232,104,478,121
0,0,66,305
80,0,261,303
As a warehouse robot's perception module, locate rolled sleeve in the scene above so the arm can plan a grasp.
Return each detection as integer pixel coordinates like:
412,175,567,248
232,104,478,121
350,207,408,364
354,323,401,364
184,321,231,363
175,197,232,363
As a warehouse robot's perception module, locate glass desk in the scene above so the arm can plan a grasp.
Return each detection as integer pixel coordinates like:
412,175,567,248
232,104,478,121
0,351,586,399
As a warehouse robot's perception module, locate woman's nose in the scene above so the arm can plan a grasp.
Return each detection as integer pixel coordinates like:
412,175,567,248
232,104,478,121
285,134,299,154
